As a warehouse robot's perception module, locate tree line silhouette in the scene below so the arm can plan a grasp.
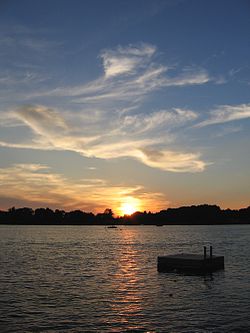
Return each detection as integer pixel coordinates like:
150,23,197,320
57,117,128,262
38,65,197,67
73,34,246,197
0,204,249,225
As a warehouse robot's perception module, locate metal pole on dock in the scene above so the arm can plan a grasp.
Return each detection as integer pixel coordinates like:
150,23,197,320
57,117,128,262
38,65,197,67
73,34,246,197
210,246,213,259
203,246,207,260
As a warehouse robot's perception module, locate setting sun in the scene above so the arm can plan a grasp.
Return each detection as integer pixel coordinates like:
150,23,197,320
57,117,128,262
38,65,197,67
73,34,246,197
119,197,140,216
120,203,136,215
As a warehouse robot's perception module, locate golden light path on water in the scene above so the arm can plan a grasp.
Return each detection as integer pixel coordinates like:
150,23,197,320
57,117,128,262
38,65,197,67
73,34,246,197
106,228,157,332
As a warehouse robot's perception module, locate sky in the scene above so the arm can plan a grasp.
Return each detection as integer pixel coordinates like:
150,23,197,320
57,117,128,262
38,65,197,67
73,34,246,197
0,0,250,215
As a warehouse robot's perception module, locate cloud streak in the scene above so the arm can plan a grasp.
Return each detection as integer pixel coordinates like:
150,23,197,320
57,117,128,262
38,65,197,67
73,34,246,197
0,164,167,213
196,103,250,127
0,104,206,172
101,44,156,77
30,43,210,104
0,44,211,172
139,148,205,172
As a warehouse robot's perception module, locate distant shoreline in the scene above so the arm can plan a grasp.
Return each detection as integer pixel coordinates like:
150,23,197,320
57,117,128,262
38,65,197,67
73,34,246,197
0,222,249,226
1,204,249,225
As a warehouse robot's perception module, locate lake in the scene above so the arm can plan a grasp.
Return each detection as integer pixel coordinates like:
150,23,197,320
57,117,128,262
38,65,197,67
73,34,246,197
0,225,249,332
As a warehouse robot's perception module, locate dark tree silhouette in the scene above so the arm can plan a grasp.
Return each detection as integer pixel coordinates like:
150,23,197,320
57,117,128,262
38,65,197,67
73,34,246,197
0,204,249,225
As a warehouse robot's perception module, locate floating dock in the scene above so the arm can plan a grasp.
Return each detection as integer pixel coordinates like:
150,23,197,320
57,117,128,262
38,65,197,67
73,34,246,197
158,246,224,273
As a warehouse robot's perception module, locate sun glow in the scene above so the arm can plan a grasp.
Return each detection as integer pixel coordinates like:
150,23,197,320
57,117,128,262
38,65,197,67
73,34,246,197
119,197,140,216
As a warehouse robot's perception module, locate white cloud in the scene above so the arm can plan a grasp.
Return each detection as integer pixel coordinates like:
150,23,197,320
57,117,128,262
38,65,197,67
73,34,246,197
28,43,210,104
164,69,210,87
196,103,250,127
0,44,211,173
15,105,69,136
103,56,139,77
139,148,205,172
101,43,156,77
0,111,24,127
121,108,197,134
0,103,206,173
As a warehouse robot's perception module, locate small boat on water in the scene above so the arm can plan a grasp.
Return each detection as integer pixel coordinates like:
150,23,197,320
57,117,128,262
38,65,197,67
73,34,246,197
107,225,117,229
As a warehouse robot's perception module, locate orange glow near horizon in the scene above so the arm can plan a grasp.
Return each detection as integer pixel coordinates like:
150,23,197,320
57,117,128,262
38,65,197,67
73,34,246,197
118,197,141,216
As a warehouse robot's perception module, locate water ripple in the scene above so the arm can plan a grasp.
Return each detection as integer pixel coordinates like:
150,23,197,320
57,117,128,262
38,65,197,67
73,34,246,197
0,225,249,332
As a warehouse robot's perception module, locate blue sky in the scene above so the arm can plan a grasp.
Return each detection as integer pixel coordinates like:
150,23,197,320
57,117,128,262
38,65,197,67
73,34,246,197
0,0,250,214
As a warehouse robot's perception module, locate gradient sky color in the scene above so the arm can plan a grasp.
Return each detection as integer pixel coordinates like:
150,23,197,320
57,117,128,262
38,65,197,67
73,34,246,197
0,0,250,214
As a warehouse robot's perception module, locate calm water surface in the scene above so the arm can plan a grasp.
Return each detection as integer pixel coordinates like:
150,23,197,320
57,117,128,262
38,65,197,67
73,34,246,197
0,225,249,332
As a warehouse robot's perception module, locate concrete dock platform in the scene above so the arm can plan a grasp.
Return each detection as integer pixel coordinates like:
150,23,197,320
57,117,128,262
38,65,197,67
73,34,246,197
157,247,224,273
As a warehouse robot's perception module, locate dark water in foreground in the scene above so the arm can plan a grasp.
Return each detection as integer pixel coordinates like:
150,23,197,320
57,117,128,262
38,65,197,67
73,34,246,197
0,225,249,333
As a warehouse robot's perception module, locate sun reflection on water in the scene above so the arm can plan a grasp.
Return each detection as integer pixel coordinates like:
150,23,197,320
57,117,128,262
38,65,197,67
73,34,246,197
103,228,156,332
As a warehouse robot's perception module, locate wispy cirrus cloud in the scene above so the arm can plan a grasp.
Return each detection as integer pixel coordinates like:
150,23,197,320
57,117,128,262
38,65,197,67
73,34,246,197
0,23,62,55
0,104,206,172
120,108,197,134
0,24,58,101
195,103,250,127
30,43,210,104
0,164,167,213
0,44,212,172
139,148,205,172
0,71,49,88
212,125,242,138
101,44,156,77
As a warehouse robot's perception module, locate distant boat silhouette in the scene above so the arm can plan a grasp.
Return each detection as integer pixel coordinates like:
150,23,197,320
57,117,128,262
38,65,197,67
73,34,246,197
107,225,117,229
